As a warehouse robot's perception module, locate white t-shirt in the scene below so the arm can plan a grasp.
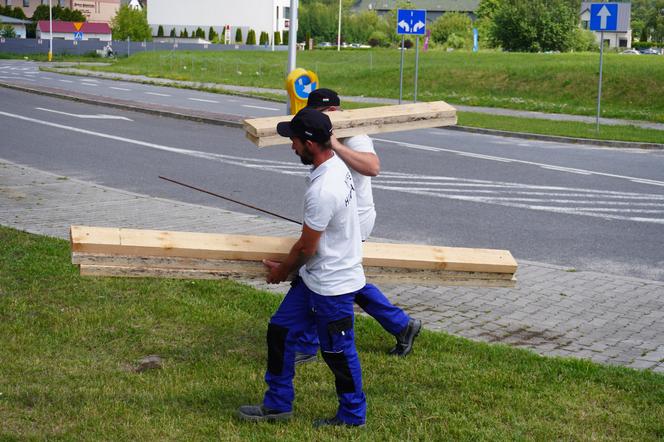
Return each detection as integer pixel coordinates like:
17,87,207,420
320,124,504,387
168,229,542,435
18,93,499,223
299,154,366,296
340,135,376,241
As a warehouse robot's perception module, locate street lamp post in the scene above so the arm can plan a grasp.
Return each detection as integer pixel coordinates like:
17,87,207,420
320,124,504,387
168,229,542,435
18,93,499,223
48,0,53,62
337,0,341,51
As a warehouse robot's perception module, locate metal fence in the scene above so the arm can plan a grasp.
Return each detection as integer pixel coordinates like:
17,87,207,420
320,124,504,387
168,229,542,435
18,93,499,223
0,38,287,57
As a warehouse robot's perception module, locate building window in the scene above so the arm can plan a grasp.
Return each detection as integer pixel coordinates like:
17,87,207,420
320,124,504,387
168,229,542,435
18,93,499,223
23,0,29,7
619,39,627,48
5,0,11,7
284,7,290,19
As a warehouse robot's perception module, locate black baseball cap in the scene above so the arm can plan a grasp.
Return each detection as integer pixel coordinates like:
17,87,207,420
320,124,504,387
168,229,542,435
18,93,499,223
276,108,333,143
306,88,341,108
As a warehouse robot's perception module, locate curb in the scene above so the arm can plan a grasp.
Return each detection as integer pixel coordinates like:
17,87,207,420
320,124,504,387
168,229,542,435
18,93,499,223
446,125,664,150
0,80,244,128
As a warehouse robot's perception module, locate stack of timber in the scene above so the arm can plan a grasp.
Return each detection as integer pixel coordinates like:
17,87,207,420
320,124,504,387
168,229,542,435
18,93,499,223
243,101,457,147
71,226,517,287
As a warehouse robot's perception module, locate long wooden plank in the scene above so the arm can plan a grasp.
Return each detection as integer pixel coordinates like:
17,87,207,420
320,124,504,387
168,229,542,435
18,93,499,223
71,226,517,275
73,252,515,284
243,101,457,147
78,264,515,287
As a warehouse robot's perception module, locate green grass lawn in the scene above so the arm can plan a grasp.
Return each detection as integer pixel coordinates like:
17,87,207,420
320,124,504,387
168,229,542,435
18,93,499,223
1,226,663,440
85,49,664,123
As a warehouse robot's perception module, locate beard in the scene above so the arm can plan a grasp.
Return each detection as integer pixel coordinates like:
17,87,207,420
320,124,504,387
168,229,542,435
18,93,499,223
298,145,314,165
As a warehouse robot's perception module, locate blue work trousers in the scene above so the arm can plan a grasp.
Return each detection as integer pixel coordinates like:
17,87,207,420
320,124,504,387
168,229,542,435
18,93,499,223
296,283,410,354
263,278,366,425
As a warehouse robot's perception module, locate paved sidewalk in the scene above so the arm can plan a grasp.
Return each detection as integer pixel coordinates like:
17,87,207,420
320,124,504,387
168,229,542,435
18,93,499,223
2,159,663,373
42,66,664,132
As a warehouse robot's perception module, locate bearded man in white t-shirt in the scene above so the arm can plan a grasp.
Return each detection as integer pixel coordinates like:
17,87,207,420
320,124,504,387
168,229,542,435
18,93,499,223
293,89,421,364
238,108,367,427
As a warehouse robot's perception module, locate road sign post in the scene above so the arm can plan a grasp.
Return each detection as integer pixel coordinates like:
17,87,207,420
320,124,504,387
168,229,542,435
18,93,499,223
589,3,618,133
396,9,426,104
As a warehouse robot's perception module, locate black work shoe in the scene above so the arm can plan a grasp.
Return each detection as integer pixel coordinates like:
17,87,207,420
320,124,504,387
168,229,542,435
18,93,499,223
313,416,366,428
389,318,422,357
294,352,317,365
237,404,292,422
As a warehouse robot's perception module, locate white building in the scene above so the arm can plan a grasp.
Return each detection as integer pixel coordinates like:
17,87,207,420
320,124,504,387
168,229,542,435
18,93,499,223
147,0,291,43
0,15,31,38
580,2,632,49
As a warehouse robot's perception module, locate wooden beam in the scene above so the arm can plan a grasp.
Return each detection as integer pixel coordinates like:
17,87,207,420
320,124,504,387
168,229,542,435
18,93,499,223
243,101,458,147
71,226,517,275
72,252,516,287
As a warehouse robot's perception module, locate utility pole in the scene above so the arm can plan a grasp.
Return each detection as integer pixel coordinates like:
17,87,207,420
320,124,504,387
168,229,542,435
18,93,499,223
48,0,52,62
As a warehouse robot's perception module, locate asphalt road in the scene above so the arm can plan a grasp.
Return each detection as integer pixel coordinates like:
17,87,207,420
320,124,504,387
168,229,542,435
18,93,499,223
2,83,664,282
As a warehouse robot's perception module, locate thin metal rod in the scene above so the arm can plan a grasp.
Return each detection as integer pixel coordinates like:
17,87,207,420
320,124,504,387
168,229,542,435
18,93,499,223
414,36,419,102
399,35,405,104
159,176,301,225
596,31,604,133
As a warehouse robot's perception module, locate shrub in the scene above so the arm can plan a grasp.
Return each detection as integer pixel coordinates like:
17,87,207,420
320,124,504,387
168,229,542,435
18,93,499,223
0,24,17,38
274,31,281,45
235,28,243,43
157,25,164,37
571,28,598,52
259,31,269,45
169,28,176,37
446,33,466,49
180,28,188,38
283,30,289,44
368,30,389,47
208,27,217,42
246,29,256,45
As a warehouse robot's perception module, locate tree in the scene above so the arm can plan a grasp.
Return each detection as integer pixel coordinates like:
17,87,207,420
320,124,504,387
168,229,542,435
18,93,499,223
259,31,269,45
283,30,289,44
235,28,242,43
274,31,281,45
246,29,256,45
208,26,217,42
0,24,17,38
110,5,152,41
180,28,188,38
430,12,472,45
490,0,579,52
194,27,204,39
31,4,85,22
169,28,176,37
157,25,164,37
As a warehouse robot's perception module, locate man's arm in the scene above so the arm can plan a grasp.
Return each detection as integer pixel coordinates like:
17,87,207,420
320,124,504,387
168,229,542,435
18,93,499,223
330,136,380,177
263,224,323,284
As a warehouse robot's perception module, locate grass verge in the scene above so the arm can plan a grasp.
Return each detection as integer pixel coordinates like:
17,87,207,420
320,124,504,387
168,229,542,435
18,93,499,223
83,49,664,123
1,226,663,440
458,112,664,145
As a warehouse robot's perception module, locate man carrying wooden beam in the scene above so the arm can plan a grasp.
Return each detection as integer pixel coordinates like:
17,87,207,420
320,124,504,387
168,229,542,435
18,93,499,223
293,89,421,365
238,108,367,427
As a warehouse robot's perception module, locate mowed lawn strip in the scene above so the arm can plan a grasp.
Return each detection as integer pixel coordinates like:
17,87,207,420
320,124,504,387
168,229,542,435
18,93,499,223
84,50,664,123
0,226,663,440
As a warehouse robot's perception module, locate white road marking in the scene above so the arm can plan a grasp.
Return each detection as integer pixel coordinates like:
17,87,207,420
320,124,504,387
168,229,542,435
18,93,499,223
188,98,218,103
109,86,131,91
375,137,664,187
59,79,74,83
80,82,97,86
145,92,170,97
1,109,662,224
35,107,133,121
242,104,280,111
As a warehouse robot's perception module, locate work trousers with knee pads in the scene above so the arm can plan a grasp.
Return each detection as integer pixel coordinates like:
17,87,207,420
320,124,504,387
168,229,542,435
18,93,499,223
295,283,410,354
263,277,366,425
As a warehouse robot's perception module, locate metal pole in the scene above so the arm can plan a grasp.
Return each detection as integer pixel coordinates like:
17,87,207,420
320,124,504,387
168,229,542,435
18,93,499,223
596,31,604,133
286,0,298,113
414,36,419,102
127,36,130,57
271,0,275,51
337,0,342,51
398,35,405,104
48,0,52,62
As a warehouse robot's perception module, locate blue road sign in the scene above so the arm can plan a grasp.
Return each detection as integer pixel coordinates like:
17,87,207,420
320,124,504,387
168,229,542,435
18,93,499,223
73,31,83,41
294,74,317,100
396,9,426,36
590,3,618,31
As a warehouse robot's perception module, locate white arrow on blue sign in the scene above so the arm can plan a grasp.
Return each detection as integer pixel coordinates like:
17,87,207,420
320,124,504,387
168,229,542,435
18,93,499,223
397,9,427,36
589,3,618,31
294,75,317,99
